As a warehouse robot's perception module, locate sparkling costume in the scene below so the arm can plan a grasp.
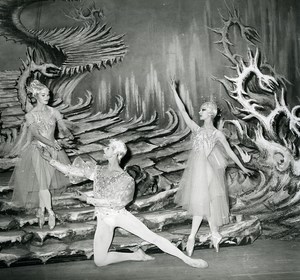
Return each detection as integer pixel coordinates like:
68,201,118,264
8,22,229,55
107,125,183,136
88,165,135,218
175,127,229,226
49,161,135,218
10,107,70,209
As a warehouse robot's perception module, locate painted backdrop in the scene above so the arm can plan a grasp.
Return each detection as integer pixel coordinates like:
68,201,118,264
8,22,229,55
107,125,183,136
0,0,299,123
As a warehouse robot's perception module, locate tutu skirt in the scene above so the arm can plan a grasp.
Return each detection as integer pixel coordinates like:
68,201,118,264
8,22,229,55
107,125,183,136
10,141,70,210
175,145,229,226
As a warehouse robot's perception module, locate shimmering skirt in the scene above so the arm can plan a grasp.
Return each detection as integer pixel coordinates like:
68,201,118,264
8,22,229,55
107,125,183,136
175,146,229,226
10,141,70,210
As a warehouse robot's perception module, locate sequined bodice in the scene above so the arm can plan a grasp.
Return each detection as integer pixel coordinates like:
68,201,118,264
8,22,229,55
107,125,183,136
29,109,56,140
93,166,135,209
192,127,217,153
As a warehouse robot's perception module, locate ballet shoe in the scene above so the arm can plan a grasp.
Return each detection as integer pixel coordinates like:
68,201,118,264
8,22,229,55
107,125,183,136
36,208,45,229
48,210,56,230
136,248,155,261
187,258,208,269
211,233,222,253
186,236,195,257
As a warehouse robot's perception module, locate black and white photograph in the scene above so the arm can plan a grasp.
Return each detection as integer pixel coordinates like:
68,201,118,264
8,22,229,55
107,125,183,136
0,0,299,279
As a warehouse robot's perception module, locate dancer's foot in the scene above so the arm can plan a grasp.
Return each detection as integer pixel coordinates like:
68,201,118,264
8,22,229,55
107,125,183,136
211,233,222,253
48,210,56,230
186,235,195,257
184,257,208,268
199,233,211,243
135,248,155,261
36,208,45,229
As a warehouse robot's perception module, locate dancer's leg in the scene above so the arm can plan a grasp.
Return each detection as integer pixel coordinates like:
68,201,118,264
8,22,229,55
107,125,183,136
114,212,208,268
93,217,154,267
32,152,53,212
190,216,203,237
39,189,55,229
186,215,203,256
39,190,52,211
33,152,56,229
207,217,222,252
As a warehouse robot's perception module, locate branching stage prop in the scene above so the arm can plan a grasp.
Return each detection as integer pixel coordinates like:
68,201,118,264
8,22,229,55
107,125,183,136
211,8,300,238
0,1,297,267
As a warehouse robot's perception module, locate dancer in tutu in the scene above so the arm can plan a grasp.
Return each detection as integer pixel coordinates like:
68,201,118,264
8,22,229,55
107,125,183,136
41,139,208,268
169,79,252,256
10,80,73,230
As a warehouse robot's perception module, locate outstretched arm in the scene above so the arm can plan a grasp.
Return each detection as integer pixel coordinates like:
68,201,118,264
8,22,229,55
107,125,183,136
169,79,198,131
40,151,95,180
217,132,253,175
49,158,95,180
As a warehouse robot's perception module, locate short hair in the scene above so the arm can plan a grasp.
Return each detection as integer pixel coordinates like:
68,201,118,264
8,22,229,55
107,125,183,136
109,139,127,161
27,80,48,97
200,101,218,117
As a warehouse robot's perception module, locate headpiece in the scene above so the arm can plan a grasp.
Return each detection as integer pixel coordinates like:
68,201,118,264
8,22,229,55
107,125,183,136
200,101,218,117
27,80,48,97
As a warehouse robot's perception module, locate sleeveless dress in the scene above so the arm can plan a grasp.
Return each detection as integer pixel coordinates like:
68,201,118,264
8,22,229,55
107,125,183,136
175,126,230,226
10,107,70,210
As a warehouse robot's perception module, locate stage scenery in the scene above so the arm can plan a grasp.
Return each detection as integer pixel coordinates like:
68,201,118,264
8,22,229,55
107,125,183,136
0,0,299,278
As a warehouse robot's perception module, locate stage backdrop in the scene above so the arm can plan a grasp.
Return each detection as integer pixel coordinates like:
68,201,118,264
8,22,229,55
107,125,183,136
0,0,299,124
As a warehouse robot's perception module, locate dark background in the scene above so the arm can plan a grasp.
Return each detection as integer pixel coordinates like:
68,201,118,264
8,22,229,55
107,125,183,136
0,0,299,124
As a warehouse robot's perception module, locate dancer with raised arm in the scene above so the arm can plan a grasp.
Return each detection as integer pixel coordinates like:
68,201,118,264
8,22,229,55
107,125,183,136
169,79,253,256
41,139,208,268
10,80,73,230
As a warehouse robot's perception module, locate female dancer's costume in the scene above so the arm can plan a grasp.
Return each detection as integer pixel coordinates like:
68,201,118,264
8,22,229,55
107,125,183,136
10,107,70,209
175,127,229,226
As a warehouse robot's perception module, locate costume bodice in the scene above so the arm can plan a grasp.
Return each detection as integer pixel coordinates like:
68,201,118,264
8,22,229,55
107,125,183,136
192,127,218,153
26,107,59,140
93,166,135,209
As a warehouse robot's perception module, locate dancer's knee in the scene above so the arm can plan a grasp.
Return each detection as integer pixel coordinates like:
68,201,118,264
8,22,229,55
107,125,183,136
94,254,109,267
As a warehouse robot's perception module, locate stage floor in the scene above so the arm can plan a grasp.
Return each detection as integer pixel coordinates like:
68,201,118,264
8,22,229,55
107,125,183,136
1,239,299,280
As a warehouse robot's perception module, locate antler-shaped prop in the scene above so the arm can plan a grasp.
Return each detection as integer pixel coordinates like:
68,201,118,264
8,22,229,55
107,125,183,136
210,8,259,66
222,49,300,138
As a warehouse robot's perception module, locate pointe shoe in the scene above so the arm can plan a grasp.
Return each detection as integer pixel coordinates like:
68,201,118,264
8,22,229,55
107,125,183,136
48,210,56,230
186,236,195,257
211,233,222,253
36,208,45,229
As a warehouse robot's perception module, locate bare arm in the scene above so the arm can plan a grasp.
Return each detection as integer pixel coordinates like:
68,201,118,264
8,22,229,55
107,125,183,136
54,109,74,140
58,120,74,139
169,79,198,131
217,132,253,175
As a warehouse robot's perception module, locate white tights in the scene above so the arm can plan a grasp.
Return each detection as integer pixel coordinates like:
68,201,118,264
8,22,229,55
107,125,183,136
189,215,220,239
39,189,53,214
93,210,208,268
